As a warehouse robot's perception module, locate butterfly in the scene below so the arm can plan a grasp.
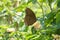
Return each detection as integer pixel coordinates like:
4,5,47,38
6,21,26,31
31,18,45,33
24,8,36,26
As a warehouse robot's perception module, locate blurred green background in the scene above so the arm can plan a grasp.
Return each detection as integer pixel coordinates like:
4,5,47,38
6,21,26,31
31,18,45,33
0,0,60,40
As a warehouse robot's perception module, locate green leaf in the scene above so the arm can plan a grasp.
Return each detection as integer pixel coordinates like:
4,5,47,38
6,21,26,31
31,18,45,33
45,11,56,26
0,6,3,12
19,21,24,27
37,0,46,3
28,0,37,4
31,27,37,34
56,11,60,28
15,3,27,12
57,0,60,8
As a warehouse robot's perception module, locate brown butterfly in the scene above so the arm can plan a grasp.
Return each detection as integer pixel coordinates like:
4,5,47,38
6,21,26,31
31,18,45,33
24,8,36,26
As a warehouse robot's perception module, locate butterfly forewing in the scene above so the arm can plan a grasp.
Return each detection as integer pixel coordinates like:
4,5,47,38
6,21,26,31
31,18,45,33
24,8,36,26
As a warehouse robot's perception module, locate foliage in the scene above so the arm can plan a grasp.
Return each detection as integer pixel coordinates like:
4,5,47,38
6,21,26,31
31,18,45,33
0,0,60,40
